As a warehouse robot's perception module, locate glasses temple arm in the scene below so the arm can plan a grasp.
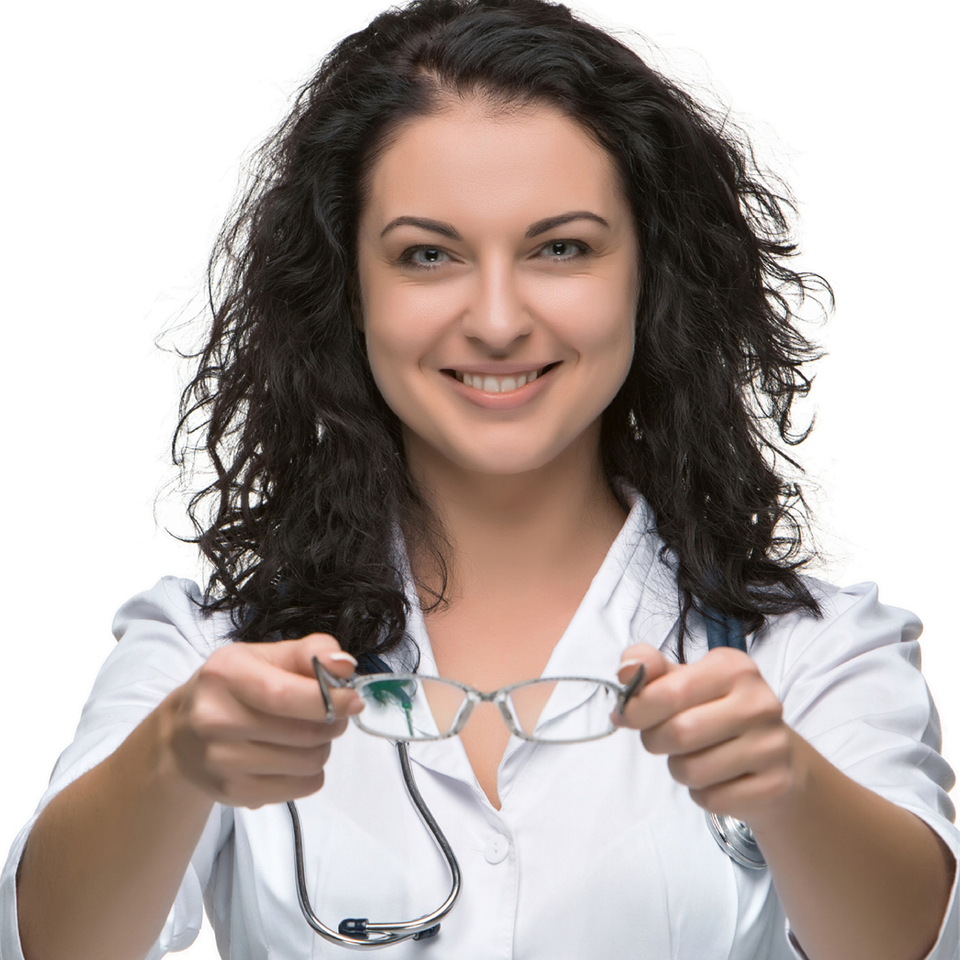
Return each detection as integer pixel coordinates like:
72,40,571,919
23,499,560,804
312,656,344,724
615,663,646,718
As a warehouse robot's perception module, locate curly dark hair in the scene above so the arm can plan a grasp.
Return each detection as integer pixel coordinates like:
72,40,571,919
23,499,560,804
175,0,827,659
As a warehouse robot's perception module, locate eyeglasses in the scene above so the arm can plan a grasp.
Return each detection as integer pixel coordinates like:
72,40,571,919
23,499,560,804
312,658,646,744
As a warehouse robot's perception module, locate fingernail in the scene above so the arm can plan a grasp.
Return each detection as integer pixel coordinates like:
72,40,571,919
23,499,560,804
620,658,642,668
328,652,358,666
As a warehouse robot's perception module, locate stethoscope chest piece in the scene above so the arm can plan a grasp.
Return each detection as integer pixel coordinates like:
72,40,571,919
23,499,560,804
706,813,767,869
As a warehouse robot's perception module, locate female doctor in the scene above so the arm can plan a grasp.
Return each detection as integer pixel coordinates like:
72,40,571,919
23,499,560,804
4,1,958,958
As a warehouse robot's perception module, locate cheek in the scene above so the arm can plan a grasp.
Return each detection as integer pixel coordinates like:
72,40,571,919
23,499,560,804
593,322,636,412
360,279,428,383
364,326,419,409
362,307,444,423
552,276,637,374
570,286,637,418
598,266,639,373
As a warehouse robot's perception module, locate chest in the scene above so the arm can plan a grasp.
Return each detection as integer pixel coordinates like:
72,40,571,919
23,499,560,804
424,599,578,808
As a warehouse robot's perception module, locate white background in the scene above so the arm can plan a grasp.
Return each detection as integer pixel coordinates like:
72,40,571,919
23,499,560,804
1,2,957,956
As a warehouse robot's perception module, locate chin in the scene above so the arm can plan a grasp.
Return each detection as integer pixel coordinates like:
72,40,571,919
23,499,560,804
444,442,572,478
404,419,602,481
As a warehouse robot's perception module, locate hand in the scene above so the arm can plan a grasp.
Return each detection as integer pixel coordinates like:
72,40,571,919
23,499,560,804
613,644,801,823
164,634,364,808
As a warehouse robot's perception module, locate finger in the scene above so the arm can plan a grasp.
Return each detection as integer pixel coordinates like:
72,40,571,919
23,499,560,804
687,729,802,818
208,645,361,722
641,673,782,755
261,634,359,681
616,644,675,688
199,698,352,748
207,739,334,779
641,699,744,756
218,771,330,808
611,645,673,728
666,723,792,792
687,765,794,820
617,647,755,730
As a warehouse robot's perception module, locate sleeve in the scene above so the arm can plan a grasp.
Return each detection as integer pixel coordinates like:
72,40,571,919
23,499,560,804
773,581,959,960
0,577,235,960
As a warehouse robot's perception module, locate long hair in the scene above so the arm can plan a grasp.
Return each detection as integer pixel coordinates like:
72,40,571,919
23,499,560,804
175,0,826,657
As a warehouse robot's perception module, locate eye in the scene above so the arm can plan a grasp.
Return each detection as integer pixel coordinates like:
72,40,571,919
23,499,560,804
397,245,451,269
538,240,589,261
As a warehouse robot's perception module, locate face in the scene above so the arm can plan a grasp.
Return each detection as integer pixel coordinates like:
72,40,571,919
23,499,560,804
357,97,639,481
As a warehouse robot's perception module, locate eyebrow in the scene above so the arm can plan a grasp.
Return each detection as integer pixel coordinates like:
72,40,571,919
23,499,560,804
380,216,462,240
524,211,609,238
379,210,610,240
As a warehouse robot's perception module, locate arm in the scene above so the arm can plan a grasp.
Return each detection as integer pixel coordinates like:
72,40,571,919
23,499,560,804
614,645,957,960
748,730,955,960
16,698,214,960
16,636,362,960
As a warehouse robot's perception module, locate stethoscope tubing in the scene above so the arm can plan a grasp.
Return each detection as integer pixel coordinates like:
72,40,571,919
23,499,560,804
288,741,461,947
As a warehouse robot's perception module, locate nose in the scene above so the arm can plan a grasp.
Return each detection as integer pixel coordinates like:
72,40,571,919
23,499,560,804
459,257,533,351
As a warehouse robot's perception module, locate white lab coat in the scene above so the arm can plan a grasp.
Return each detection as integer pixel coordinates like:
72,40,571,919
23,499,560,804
2,497,958,959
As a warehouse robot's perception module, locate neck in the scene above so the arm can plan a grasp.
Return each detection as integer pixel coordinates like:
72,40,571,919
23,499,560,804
403,424,628,604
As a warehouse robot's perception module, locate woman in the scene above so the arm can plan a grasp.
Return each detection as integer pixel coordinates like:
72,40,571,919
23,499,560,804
3,1,956,958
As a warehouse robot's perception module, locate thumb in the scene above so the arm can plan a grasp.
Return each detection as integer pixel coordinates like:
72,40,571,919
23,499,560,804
259,633,358,681
617,643,676,687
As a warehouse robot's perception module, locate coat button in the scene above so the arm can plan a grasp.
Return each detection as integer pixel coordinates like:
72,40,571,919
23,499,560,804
484,834,510,864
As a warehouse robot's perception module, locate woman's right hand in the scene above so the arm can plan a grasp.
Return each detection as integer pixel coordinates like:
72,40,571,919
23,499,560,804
17,633,362,960
164,633,364,808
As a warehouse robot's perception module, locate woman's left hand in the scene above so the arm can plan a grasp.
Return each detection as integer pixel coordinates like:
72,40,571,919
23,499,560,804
614,644,955,960
613,644,802,823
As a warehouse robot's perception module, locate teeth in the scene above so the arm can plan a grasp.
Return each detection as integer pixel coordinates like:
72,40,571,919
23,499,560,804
459,369,542,393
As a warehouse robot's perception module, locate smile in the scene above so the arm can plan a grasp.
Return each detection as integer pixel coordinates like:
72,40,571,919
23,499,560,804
448,365,555,394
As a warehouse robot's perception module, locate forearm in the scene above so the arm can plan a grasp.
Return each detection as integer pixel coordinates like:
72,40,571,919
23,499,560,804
748,732,956,960
16,689,215,960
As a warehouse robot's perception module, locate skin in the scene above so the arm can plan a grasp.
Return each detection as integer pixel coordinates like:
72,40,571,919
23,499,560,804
17,96,955,960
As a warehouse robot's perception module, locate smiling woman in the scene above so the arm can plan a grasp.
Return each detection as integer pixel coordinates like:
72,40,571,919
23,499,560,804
2,2,957,960
358,98,638,480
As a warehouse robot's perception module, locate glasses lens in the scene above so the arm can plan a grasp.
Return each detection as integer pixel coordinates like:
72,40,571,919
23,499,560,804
353,676,469,741
506,679,619,742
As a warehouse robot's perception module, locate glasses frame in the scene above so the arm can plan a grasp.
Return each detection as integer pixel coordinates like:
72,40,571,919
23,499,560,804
313,659,646,744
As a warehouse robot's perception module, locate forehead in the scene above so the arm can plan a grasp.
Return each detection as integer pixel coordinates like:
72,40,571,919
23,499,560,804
361,97,628,227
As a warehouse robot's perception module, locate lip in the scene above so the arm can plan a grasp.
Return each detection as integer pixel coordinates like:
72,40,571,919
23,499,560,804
441,362,560,410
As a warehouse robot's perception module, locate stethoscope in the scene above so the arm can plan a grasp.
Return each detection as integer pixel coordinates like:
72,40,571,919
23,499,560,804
701,611,767,869
286,613,765,948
